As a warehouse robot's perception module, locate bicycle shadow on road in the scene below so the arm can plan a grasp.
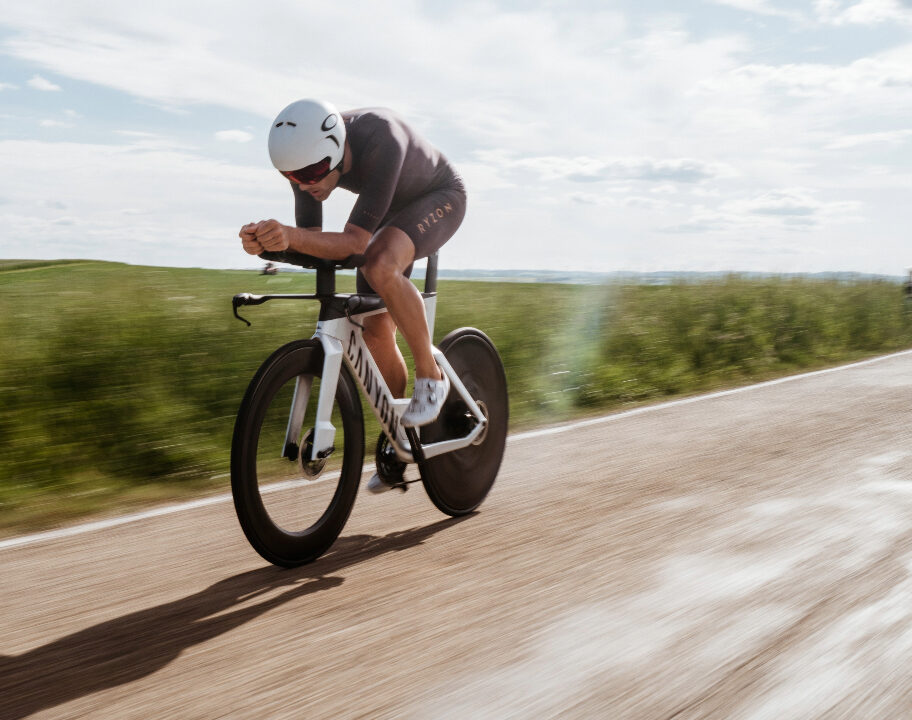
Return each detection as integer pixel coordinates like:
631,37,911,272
0,516,471,720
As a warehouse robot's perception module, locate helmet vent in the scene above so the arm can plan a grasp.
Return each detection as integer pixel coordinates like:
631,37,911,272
287,122,297,127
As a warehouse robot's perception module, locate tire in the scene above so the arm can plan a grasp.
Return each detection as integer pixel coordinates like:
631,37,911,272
231,339,364,566
419,328,509,516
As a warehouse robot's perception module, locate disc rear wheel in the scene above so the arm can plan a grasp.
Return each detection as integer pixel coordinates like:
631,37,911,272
419,328,509,515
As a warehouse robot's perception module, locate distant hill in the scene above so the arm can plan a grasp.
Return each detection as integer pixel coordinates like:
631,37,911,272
6,258,906,285
422,268,909,285
251,261,907,285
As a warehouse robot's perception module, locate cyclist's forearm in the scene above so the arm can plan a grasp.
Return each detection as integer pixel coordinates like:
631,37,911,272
286,225,370,259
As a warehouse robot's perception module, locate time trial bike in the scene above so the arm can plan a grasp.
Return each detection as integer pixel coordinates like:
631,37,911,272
230,251,508,567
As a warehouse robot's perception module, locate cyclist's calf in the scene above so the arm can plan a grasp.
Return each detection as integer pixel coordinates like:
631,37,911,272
362,313,407,398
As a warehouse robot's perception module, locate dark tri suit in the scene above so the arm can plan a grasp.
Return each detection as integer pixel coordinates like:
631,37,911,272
291,107,467,293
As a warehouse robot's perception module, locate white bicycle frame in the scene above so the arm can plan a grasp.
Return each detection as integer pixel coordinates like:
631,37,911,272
287,295,488,466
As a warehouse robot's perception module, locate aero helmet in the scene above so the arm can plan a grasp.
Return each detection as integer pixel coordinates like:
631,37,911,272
268,99,346,184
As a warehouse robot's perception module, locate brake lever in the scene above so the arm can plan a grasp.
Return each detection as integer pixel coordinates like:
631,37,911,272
232,293,269,326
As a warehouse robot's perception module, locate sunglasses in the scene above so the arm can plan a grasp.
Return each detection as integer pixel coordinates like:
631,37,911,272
280,157,335,185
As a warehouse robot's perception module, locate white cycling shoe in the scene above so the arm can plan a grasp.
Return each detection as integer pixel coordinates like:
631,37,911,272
401,375,450,428
367,432,407,494
366,472,398,494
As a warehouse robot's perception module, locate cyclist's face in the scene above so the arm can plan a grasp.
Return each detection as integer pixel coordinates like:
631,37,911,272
300,169,341,202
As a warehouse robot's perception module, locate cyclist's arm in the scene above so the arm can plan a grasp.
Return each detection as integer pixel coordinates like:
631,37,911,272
346,123,407,234
286,179,370,257
293,181,323,229
283,223,371,259
240,220,369,258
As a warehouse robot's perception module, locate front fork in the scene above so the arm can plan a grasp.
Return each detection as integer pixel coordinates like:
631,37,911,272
284,334,344,472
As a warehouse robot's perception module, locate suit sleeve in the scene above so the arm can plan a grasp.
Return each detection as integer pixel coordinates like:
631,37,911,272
292,182,322,229
346,122,408,233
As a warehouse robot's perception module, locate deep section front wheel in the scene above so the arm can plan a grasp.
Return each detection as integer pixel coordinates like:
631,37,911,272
419,328,509,516
231,339,364,566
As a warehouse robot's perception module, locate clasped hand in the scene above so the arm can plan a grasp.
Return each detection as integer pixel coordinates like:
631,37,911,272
239,219,289,255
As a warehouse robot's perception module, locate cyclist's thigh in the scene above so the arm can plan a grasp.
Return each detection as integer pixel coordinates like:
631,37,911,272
388,184,467,261
356,185,466,294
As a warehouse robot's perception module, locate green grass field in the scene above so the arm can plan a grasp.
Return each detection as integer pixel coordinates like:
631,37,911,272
1,260,910,534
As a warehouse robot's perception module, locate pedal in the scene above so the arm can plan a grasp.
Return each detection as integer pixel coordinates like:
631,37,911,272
374,432,408,492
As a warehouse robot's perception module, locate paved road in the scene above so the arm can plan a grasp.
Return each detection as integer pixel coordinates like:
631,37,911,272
2,351,912,719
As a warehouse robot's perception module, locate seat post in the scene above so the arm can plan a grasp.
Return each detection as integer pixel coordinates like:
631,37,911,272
424,253,438,294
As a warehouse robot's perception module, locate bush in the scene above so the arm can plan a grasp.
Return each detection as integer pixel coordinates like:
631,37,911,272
1,263,910,532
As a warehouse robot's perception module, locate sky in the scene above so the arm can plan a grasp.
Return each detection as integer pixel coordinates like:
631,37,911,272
0,0,911,274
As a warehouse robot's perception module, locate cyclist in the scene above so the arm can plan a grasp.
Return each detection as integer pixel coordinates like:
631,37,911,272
240,99,466,490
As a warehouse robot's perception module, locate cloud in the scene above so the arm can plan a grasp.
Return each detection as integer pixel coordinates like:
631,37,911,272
27,74,61,91
0,2,909,274
564,190,675,210
0,3,746,160
665,189,863,234
708,0,808,22
816,0,912,25
711,49,912,99
115,130,159,139
0,137,286,268
0,82,18,91
215,129,253,143
113,130,195,152
39,119,73,128
825,129,912,148
509,155,733,184
741,191,820,216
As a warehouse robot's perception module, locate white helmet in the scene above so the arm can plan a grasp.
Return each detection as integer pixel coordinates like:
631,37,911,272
268,99,346,184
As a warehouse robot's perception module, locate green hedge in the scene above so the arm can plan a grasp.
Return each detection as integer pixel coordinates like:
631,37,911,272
1,263,909,532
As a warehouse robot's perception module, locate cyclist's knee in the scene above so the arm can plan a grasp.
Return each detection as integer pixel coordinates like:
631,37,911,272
361,255,401,293
361,229,413,293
